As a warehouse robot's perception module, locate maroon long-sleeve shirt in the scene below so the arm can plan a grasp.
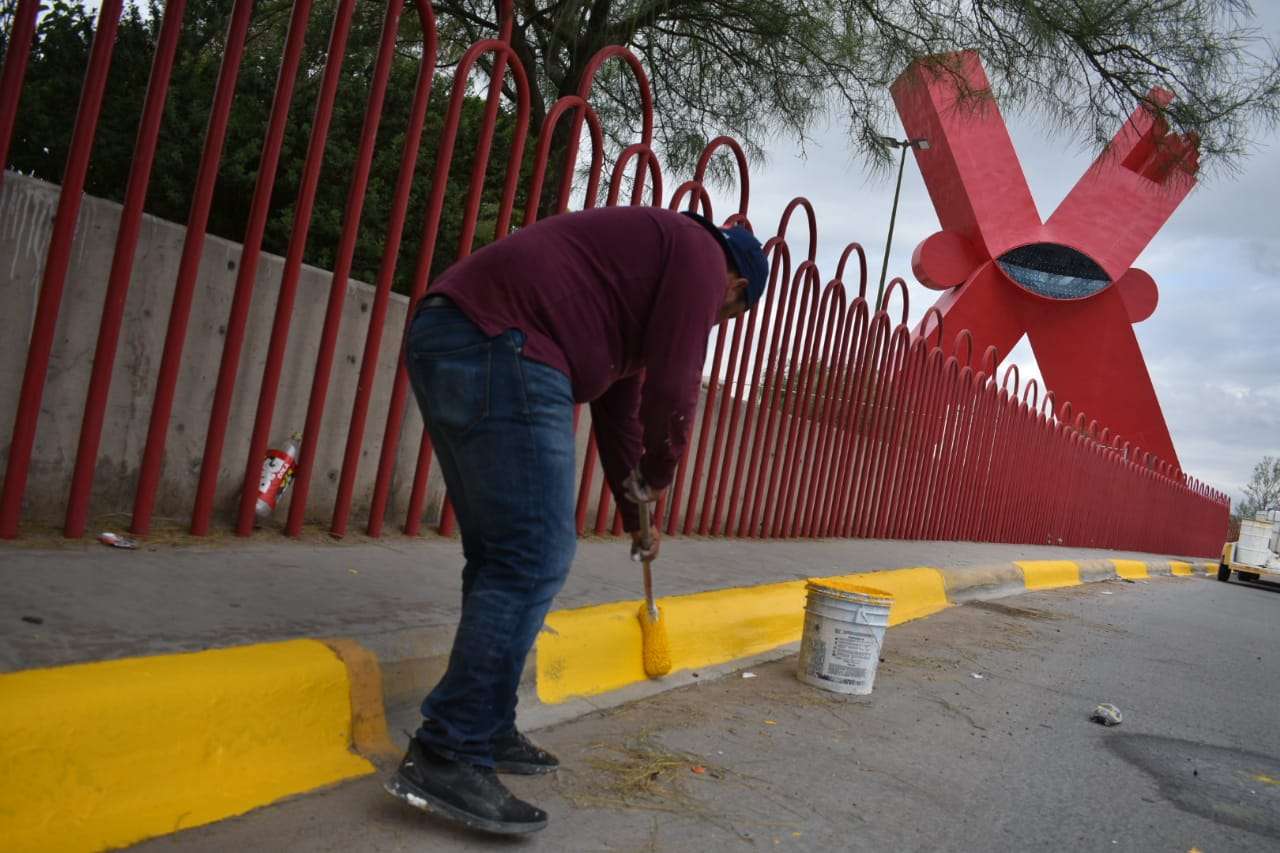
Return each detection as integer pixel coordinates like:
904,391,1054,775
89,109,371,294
431,206,727,530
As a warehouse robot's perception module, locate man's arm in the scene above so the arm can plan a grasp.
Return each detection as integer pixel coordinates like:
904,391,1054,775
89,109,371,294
590,373,644,531
635,233,725,491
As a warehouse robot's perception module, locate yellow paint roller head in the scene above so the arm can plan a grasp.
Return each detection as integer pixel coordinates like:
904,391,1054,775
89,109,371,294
637,603,671,678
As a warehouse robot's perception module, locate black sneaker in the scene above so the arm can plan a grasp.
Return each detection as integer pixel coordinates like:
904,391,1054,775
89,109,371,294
493,728,560,775
383,737,548,835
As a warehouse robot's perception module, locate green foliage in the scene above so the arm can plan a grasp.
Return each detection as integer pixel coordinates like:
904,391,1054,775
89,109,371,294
3,0,527,293
435,0,1280,178
1238,455,1280,518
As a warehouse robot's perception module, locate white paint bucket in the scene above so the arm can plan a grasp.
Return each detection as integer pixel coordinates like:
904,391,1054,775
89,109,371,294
1237,519,1272,568
797,581,894,695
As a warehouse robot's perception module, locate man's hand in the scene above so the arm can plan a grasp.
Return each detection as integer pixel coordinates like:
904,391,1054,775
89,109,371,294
631,525,661,562
623,468,662,561
622,468,659,507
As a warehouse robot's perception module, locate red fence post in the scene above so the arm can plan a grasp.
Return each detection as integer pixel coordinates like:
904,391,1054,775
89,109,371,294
0,0,40,194
130,0,257,536
1,0,125,539
185,0,319,536
285,0,419,537
329,1,437,539
64,0,189,538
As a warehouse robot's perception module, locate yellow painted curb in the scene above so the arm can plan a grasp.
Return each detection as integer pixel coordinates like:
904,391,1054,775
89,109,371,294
1015,560,1082,590
536,567,948,705
321,638,398,762
817,568,950,626
1169,561,1194,576
1111,559,1150,580
0,640,374,853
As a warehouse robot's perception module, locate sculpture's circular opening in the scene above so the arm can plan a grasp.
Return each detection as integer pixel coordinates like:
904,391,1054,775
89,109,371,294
996,243,1111,300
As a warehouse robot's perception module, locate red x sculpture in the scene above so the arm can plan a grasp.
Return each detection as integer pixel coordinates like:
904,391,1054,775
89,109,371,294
891,51,1199,468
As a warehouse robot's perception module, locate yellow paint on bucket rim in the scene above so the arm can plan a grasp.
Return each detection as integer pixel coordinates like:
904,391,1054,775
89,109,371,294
806,579,895,604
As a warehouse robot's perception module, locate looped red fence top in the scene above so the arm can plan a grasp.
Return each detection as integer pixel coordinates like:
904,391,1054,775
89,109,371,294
920,306,944,351
952,329,974,367
694,136,750,220
775,197,819,264
835,242,869,299
524,95,605,223
1021,377,1039,409
608,142,663,207
577,45,655,145
979,345,998,379
882,277,910,327
669,180,713,217
1001,363,1020,395
1041,390,1057,420
0,0,1228,557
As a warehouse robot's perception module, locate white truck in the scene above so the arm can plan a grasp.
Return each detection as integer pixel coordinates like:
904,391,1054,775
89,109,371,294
1218,509,1280,584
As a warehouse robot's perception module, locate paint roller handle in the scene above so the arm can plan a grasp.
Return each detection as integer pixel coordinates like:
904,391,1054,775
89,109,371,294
637,499,650,546
637,500,659,620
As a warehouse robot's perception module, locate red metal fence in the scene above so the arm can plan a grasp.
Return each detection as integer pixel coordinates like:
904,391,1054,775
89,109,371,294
0,0,1229,556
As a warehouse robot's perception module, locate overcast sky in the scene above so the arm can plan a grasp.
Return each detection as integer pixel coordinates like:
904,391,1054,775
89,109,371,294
730,23,1280,510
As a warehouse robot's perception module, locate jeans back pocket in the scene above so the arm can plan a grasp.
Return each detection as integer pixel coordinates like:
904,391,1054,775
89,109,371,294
407,312,492,436
411,345,491,436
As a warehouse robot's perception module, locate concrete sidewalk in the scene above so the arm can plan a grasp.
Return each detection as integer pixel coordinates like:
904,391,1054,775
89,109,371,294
0,532,1207,671
0,532,1220,853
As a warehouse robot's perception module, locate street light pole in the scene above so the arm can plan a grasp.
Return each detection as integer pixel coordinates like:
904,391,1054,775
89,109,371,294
875,136,928,312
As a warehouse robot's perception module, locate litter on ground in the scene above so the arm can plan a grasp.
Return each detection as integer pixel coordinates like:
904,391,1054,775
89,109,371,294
99,531,138,549
1090,703,1123,726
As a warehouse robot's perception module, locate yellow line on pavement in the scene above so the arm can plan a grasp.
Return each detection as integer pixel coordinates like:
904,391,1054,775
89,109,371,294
0,640,373,853
1015,560,1082,590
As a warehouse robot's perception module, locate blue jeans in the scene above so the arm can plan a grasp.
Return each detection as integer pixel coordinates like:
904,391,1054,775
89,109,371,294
404,301,577,766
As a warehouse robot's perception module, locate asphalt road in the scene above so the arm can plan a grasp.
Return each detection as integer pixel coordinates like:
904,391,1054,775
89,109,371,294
132,574,1280,852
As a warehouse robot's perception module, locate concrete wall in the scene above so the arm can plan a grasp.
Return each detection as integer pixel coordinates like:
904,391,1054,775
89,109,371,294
1,172,799,536
0,171,436,531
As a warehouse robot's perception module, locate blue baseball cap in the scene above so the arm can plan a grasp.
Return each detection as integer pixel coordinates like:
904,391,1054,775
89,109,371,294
681,212,769,307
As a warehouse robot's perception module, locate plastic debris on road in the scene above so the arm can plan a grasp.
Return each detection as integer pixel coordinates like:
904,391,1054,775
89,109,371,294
741,672,757,679
1091,703,1123,726
99,531,138,549
971,673,985,679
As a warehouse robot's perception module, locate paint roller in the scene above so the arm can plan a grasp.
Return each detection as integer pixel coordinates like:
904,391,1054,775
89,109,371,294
635,498,671,678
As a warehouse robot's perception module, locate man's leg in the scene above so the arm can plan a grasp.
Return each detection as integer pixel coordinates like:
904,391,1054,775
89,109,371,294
414,331,577,764
390,305,573,833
